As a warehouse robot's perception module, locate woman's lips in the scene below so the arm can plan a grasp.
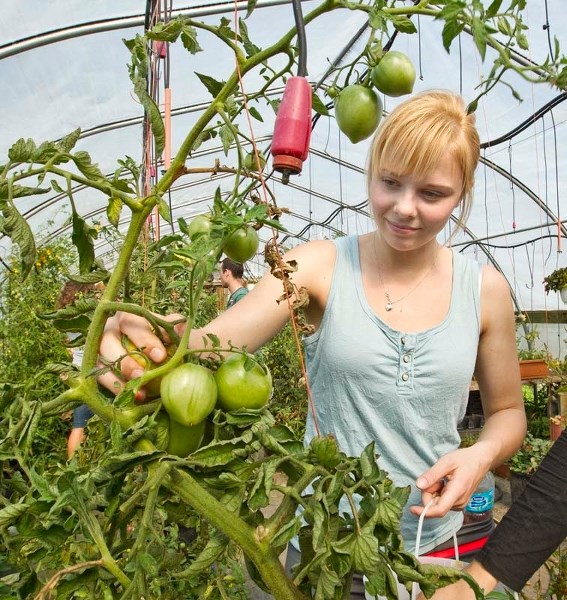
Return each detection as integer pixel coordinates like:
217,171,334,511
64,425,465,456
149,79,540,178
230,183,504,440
386,219,418,234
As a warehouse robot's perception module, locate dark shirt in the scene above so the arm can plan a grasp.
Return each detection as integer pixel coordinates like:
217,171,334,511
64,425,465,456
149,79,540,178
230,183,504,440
477,430,567,591
227,286,248,308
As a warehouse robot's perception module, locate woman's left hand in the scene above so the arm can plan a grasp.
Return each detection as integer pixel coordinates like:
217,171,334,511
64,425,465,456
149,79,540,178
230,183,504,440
410,445,491,518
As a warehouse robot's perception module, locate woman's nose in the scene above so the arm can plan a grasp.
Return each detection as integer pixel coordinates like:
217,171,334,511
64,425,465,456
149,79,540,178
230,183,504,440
393,189,417,217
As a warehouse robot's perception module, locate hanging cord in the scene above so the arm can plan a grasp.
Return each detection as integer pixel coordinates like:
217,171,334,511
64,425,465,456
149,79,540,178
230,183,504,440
458,33,463,95
291,0,307,77
231,0,320,435
550,110,561,253
508,140,516,231
417,15,423,81
543,0,554,58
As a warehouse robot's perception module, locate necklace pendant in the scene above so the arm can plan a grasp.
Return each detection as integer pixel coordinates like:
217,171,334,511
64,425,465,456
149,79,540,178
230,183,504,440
385,302,393,311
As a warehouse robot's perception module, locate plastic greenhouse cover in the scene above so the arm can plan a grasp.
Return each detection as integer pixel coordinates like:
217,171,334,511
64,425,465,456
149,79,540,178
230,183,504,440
0,1,565,355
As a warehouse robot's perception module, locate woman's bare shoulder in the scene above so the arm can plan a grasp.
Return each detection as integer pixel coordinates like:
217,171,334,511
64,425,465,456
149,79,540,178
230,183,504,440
480,263,512,298
281,239,338,285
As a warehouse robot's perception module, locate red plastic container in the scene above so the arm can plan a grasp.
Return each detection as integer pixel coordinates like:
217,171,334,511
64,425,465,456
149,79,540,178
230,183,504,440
271,76,312,180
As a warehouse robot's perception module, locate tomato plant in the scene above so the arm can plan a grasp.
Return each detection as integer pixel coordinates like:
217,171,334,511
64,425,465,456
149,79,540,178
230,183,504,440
160,363,218,426
334,85,382,143
223,226,260,263
370,50,416,97
215,353,272,411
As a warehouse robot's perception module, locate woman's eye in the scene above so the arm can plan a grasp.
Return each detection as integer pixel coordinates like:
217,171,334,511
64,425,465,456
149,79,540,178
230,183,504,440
422,189,442,200
381,178,398,187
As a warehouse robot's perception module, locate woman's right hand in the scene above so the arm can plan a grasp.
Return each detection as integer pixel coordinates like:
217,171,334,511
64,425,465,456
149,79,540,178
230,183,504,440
98,311,184,400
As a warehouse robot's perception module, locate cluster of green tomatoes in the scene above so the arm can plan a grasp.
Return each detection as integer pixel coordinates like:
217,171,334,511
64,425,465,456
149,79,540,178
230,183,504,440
330,50,416,144
126,338,273,458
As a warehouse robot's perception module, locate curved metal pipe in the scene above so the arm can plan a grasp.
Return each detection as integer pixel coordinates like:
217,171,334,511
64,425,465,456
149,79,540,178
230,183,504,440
0,0,296,60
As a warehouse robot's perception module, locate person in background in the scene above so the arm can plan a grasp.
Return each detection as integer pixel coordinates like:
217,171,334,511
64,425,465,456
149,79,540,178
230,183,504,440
55,280,102,458
220,257,249,308
98,90,526,598
418,429,567,599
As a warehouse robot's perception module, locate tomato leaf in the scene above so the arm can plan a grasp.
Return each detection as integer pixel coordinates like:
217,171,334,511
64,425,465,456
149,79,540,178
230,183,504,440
311,91,329,116
180,24,202,54
219,124,234,155
105,450,163,474
441,19,465,53
245,0,258,18
0,500,30,528
270,516,302,549
386,14,417,34
106,197,123,228
195,72,226,98
239,19,261,57
71,211,96,275
471,16,488,60
7,138,37,162
0,197,36,278
181,531,228,576
187,439,247,468
132,79,165,157
57,128,81,153
486,0,504,19
158,197,172,224
147,20,183,43
248,106,264,122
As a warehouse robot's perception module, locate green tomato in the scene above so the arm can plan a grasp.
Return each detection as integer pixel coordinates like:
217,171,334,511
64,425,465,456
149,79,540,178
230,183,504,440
155,411,204,457
244,151,266,172
214,353,272,411
334,85,382,144
160,363,217,426
167,418,206,457
370,51,416,97
326,85,339,99
188,214,212,240
223,226,259,263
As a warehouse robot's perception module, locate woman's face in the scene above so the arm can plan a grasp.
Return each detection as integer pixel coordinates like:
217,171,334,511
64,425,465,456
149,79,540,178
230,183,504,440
369,151,463,252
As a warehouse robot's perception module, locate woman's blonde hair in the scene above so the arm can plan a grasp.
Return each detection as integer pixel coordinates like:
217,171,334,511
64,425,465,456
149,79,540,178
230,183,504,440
367,90,480,230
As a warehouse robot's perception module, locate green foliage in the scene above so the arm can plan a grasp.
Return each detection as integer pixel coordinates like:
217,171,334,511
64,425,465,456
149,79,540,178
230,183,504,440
0,236,76,384
543,547,567,600
258,323,308,437
509,433,552,475
516,327,552,361
522,382,552,438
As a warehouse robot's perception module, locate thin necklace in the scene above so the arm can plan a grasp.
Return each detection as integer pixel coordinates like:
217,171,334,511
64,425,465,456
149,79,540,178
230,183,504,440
372,234,439,312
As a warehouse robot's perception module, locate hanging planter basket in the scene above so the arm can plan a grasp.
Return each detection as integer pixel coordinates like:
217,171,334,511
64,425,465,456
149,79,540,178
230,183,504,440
543,267,567,300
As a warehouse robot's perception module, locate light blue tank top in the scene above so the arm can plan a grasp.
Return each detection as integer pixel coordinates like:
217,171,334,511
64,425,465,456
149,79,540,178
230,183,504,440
302,235,481,553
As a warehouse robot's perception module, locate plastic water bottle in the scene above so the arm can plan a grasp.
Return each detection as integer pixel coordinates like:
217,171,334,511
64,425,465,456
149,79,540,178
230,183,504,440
464,471,495,524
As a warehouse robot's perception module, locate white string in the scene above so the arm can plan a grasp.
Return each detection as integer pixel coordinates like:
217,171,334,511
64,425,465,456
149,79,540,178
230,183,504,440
411,499,460,599
411,499,518,600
